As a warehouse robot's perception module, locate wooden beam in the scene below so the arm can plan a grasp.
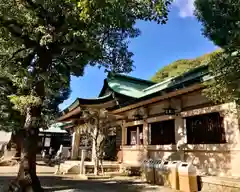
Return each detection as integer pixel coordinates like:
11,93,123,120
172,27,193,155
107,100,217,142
111,84,204,114
58,107,81,121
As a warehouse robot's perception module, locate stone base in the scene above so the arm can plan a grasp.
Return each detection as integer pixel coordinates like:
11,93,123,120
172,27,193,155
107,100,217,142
75,174,112,180
0,159,18,166
77,174,89,180
200,176,240,192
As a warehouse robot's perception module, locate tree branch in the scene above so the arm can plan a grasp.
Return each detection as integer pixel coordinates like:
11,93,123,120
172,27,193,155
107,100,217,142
0,16,38,48
24,0,48,22
9,48,27,61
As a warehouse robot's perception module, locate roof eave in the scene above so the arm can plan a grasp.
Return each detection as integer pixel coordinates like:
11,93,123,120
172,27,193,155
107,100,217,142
58,94,117,122
99,79,109,97
111,74,212,114
58,107,81,122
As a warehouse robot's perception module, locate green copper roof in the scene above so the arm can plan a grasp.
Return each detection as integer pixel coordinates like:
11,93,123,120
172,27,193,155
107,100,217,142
60,65,211,118
107,78,151,98
105,65,210,99
141,65,210,96
105,73,156,98
67,93,113,111
40,123,68,133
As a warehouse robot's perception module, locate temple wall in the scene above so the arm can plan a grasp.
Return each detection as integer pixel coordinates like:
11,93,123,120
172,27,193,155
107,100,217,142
181,90,209,109
121,146,146,165
120,90,240,176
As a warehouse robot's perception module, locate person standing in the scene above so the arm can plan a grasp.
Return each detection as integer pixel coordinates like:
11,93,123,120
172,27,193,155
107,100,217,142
41,149,46,159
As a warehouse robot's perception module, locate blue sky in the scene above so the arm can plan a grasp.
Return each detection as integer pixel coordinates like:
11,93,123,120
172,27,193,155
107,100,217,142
59,0,217,110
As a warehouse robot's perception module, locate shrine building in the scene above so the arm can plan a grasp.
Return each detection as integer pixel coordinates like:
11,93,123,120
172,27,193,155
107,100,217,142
58,65,240,177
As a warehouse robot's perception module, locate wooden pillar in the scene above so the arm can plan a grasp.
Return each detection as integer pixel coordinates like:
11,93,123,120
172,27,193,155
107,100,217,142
143,120,149,146
143,108,149,146
121,120,126,146
175,116,186,161
136,126,140,145
143,110,149,159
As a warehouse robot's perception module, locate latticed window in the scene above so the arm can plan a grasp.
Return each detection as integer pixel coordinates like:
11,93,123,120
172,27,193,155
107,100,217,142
150,120,175,145
186,112,226,144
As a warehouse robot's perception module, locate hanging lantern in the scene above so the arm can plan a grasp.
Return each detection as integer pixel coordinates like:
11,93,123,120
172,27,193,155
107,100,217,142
133,108,144,120
163,107,176,115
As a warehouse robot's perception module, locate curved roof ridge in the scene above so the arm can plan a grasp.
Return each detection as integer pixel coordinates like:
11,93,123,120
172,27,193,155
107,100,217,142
78,93,112,101
108,72,155,85
61,93,114,113
143,77,175,92
143,65,209,94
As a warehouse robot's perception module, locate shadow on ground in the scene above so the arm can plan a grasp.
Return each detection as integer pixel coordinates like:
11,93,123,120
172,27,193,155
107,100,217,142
0,175,164,192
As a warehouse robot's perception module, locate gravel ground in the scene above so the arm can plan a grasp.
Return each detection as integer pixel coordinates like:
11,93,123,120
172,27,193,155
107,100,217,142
0,163,174,192
0,175,175,192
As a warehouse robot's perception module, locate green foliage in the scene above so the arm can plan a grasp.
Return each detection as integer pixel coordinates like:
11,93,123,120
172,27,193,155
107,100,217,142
151,50,220,82
194,0,240,50
0,0,173,79
0,0,172,127
195,0,240,104
0,70,24,132
8,95,42,114
203,51,240,104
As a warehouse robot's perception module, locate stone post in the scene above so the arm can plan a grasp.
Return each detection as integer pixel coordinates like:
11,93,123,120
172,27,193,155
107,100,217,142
71,128,80,160
80,149,86,175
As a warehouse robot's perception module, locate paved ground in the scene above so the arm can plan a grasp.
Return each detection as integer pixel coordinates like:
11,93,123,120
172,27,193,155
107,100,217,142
0,163,174,192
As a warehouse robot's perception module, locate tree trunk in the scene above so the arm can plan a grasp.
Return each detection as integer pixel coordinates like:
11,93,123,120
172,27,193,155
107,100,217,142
9,130,23,159
8,108,43,192
8,45,51,192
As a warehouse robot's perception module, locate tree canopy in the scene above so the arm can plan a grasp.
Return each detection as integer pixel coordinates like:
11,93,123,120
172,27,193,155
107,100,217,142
0,0,173,190
195,0,240,104
195,0,240,50
151,50,220,83
0,0,173,113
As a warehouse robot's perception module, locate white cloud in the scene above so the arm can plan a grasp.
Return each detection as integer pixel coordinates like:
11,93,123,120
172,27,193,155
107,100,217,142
173,0,195,18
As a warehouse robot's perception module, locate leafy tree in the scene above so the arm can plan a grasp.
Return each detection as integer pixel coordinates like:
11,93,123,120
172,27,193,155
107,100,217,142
151,51,220,82
0,71,24,132
0,69,25,158
81,108,117,175
195,0,240,104
0,63,70,157
0,0,172,190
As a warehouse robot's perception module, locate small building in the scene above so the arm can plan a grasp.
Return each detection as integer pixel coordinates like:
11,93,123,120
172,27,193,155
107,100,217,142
38,123,71,154
58,65,240,177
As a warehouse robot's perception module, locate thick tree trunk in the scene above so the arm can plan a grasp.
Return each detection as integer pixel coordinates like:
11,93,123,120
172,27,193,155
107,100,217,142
8,130,23,159
8,43,51,192
14,130,23,159
8,108,43,192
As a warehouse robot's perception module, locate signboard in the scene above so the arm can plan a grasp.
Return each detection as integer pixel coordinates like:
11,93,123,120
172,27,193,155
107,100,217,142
44,137,51,147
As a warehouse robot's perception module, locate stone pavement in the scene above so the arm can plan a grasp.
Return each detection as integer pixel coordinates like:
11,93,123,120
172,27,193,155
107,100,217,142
0,163,174,192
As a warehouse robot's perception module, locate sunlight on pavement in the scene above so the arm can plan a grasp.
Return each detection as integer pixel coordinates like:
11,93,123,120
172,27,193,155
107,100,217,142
104,181,117,184
57,190,94,192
